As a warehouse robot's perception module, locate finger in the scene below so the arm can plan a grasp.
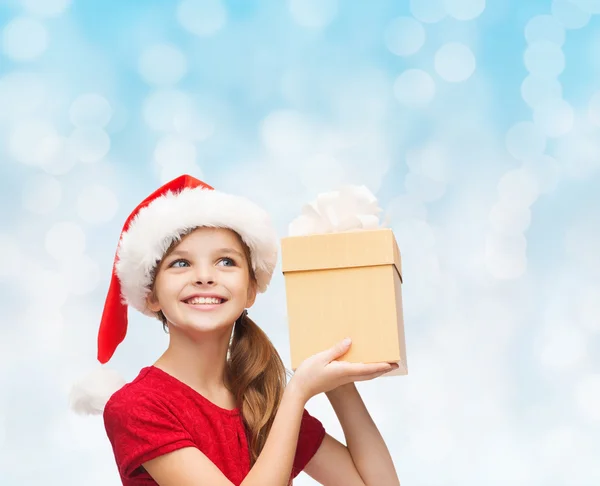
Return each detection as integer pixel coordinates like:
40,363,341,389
322,338,352,362
329,361,395,377
352,369,392,382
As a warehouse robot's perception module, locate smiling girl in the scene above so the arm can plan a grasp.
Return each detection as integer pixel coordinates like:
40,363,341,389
71,175,400,486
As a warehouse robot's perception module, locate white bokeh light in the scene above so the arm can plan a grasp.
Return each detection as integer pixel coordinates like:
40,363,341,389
521,75,562,109
489,202,531,234
8,119,61,166
0,71,47,121
393,69,436,106
387,194,428,222
406,145,448,182
443,0,486,21
2,16,48,61
524,41,565,77
61,254,101,295
551,0,591,29
39,135,79,175
18,266,70,309
565,218,600,273
138,44,188,86
523,154,560,194
23,306,65,353
578,286,600,333
69,93,113,128
20,0,71,17
143,89,194,132
404,172,446,202
525,15,566,46
176,0,227,37
485,233,527,280
410,0,447,23
554,126,600,179
505,121,546,161
575,374,600,422
69,127,111,163
261,110,317,158
569,0,600,14
588,91,600,127
76,184,119,225
21,174,62,215
384,16,426,56
154,134,197,168
535,324,587,371
45,222,86,261
289,0,338,29
0,235,22,279
297,153,346,192
533,98,574,137
497,168,540,208
434,42,476,82
158,162,203,184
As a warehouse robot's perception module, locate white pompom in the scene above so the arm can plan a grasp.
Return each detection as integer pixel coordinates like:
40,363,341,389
69,367,127,415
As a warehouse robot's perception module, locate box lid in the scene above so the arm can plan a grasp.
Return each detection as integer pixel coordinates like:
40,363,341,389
281,228,402,281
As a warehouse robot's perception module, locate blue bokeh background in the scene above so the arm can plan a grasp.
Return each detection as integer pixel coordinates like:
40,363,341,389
1,0,599,484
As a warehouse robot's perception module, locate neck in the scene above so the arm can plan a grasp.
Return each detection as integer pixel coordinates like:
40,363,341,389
154,324,234,394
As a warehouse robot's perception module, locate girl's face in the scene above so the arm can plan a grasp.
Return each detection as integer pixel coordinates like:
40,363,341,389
146,227,257,334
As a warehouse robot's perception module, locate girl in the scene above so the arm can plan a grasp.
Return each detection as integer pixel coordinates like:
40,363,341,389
71,175,400,486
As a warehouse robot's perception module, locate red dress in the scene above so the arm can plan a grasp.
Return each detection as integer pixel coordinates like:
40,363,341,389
103,366,326,485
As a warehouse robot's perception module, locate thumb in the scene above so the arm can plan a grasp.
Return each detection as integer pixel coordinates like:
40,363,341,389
324,337,352,362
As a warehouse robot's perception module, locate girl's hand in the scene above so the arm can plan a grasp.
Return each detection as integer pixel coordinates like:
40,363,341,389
288,338,399,403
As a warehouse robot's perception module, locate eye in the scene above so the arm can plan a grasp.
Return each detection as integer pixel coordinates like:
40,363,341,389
218,257,236,267
169,259,190,268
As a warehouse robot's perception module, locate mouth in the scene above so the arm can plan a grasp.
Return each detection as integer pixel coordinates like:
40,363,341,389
182,295,227,306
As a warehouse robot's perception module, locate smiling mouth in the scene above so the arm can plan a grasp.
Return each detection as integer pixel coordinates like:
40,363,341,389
183,297,226,305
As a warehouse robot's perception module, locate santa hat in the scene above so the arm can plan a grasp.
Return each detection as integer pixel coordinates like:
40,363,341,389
69,175,279,415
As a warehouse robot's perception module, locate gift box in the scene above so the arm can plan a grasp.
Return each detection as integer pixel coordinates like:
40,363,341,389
281,186,407,376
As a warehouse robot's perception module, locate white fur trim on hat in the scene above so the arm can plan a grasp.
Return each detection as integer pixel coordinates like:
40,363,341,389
70,367,127,415
115,187,279,316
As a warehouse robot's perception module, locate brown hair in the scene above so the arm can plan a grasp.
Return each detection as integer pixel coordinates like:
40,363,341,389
149,228,289,466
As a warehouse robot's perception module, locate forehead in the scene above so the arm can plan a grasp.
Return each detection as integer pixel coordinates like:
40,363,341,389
175,227,244,251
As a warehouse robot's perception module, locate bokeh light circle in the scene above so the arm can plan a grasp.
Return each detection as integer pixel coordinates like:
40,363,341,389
444,0,486,21
45,222,86,261
76,185,119,224
384,17,426,56
69,93,113,128
139,44,188,86
521,75,562,108
524,41,565,77
176,0,227,37
2,17,48,61
505,121,546,160
289,0,338,28
394,69,436,106
22,174,62,215
434,42,476,82
525,14,566,46
533,98,574,137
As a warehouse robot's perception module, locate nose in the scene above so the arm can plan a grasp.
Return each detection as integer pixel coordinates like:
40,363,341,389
192,263,216,286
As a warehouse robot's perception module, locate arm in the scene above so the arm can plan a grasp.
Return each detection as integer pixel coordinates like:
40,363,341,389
312,383,399,486
143,383,308,486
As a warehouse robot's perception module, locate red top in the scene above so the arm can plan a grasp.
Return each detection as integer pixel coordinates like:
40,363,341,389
103,366,326,485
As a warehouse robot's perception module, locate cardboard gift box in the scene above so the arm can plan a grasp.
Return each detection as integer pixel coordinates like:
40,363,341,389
281,227,407,376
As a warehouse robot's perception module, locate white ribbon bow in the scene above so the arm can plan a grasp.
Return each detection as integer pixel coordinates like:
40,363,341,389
288,185,382,236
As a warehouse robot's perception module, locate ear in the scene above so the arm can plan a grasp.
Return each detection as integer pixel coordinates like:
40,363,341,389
245,280,257,309
146,291,162,313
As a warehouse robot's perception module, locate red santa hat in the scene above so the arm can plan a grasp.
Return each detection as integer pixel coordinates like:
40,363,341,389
69,174,279,415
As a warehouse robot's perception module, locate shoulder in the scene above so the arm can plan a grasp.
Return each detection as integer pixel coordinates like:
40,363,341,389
103,368,170,426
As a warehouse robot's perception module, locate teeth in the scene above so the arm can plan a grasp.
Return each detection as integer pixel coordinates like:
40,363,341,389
187,297,223,305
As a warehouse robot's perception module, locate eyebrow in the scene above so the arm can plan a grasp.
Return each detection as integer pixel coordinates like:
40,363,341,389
167,248,245,259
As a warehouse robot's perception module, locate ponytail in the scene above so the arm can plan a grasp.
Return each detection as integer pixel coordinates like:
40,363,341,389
226,312,289,466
